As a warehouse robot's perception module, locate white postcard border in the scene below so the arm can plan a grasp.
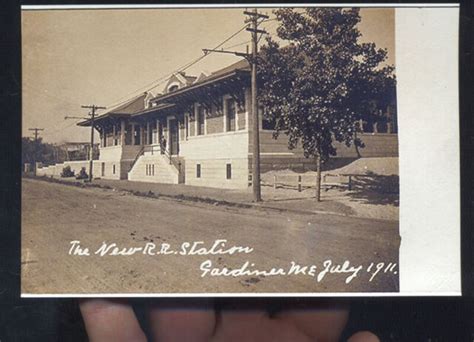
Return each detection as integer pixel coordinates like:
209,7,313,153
20,3,462,297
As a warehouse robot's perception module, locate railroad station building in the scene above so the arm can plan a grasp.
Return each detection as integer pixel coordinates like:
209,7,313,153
38,59,398,189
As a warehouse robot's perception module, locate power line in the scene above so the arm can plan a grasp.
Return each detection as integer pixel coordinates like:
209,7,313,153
41,119,81,137
246,9,268,203
202,9,268,203
91,93,144,118
28,22,254,116
223,20,278,50
28,127,44,141
260,19,279,34
80,104,106,182
223,39,251,50
260,17,278,23
26,21,266,130
35,24,255,151
104,22,251,110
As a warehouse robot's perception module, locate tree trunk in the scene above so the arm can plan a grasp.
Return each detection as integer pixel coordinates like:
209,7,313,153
354,125,361,158
315,152,322,202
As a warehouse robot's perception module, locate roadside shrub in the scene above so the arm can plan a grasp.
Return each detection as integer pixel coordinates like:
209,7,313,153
60,165,75,178
76,167,88,180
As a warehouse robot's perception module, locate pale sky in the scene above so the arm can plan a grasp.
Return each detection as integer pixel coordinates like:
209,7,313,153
22,7,394,144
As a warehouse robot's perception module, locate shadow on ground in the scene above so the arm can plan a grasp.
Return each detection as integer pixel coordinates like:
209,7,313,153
346,173,399,207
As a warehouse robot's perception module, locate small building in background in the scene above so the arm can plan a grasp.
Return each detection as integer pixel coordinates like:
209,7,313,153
57,142,100,162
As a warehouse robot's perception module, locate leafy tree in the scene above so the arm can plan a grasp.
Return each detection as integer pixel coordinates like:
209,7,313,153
258,8,396,201
22,137,57,166
22,137,99,170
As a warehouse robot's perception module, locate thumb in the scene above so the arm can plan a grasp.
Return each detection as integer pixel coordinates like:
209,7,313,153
348,331,380,342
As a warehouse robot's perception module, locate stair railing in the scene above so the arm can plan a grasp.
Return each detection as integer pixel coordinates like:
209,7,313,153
145,144,160,155
130,145,145,170
132,143,183,182
162,147,181,174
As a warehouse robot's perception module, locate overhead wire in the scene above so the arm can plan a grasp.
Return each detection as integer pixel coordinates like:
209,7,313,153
41,119,83,137
35,21,255,141
103,22,251,111
223,40,251,50
221,17,279,52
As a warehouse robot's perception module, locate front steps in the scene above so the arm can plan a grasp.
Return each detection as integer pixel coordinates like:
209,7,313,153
128,152,179,184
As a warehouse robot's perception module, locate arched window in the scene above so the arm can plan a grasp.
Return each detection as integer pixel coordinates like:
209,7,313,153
168,84,179,93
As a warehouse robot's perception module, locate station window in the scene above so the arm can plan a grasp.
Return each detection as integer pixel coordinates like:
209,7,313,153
185,115,189,138
168,84,179,93
197,107,205,135
226,163,232,179
196,164,201,178
226,99,236,131
113,164,116,174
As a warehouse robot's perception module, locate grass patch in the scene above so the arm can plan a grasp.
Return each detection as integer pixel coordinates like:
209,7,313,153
25,175,252,210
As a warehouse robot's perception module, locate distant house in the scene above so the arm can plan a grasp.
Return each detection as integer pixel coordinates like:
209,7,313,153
70,59,397,189
58,142,99,161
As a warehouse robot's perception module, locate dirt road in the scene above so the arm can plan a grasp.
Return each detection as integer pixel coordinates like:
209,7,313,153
21,178,400,295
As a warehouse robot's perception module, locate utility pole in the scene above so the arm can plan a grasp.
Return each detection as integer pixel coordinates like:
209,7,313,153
203,8,267,202
28,127,44,175
80,105,106,182
246,8,267,202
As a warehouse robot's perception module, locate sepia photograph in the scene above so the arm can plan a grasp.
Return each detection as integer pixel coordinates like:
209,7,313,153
20,5,458,296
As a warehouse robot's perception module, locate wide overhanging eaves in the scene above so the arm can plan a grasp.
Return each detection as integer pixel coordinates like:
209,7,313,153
149,69,250,106
77,113,130,127
78,68,249,124
131,102,176,118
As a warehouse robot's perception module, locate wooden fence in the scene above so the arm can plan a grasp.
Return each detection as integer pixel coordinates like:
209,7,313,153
262,174,361,192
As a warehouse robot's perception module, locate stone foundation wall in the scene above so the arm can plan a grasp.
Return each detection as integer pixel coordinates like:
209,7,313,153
185,158,249,189
180,130,250,189
36,160,127,180
336,133,399,158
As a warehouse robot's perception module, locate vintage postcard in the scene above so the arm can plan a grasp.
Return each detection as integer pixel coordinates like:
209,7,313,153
21,4,460,297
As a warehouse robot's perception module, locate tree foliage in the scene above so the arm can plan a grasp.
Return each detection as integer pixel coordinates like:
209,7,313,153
258,8,396,161
22,137,57,165
22,138,99,166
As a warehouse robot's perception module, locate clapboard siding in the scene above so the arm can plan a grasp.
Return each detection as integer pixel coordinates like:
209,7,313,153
335,134,399,158
206,113,224,135
251,131,398,158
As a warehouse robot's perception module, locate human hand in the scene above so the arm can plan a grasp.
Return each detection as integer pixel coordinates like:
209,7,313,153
80,299,379,342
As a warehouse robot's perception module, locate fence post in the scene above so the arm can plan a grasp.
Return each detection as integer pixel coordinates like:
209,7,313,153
348,175,352,191
273,175,277,190
298,175,302,192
